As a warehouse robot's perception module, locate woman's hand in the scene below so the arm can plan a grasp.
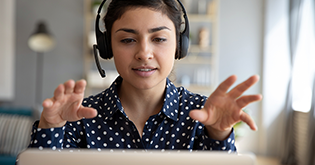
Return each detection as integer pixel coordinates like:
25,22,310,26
189,75,262,140
38,79,97,129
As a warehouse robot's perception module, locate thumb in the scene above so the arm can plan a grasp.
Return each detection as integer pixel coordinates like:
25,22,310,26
77,106,98,119
189,109,209,123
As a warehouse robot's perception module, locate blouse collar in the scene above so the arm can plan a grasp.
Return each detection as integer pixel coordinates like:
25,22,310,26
101,76,180,121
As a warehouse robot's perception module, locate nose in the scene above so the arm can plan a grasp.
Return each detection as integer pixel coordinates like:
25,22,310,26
135,39,153,61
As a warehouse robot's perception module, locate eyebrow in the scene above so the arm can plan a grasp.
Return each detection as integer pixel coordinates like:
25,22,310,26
149,26,171,33
115,26,171,34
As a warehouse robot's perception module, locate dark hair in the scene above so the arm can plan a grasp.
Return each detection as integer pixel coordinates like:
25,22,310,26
104,0,182,58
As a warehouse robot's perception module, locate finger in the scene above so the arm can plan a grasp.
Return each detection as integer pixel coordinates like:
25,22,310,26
42,98,53,109
239,111,257,131
213,75,237,95
236,94,262,108
64,80,75,94
189,109,210,124
76,106,98,119
54,84,65,100
74,79,87,94
228,75,260,99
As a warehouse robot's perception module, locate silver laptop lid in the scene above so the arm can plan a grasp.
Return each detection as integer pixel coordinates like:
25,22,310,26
17,149,256,165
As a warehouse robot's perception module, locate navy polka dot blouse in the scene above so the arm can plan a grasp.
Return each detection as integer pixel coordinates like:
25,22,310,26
29,77,236,152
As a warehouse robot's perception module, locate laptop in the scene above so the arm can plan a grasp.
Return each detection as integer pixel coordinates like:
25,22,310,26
17,149,256,165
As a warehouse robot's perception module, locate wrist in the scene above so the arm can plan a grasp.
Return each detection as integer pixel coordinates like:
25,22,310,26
38,114,66,129
205,126,232,141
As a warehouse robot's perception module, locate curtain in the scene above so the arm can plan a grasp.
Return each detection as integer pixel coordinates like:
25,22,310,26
281,0,303,164
282,83,296,165
282,0,315,164
308,77,315,165
309,3,315,165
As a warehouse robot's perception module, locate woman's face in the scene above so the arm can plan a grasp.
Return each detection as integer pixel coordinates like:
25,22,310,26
111,7,176,91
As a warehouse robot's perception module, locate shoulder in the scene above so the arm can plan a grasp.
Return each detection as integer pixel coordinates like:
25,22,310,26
82,90,108,108
165,78,207,112
176,86,207,109
165,78,207,109
82,76,123,116
83,76,122,104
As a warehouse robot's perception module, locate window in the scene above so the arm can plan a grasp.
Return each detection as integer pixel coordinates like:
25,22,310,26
291,0,315,113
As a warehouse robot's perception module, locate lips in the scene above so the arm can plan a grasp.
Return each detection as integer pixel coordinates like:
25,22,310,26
132,66,157,77
134,68,155,72
132,66,157,71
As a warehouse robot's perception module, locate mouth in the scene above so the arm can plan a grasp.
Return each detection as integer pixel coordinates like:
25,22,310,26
132,67,157,77
132,66,157,72
133,68,156,72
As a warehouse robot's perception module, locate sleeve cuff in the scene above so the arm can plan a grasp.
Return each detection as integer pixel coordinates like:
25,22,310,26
29,120,66,149
202,128,237,152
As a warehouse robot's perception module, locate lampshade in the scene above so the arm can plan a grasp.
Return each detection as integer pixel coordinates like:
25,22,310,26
28,21,55,53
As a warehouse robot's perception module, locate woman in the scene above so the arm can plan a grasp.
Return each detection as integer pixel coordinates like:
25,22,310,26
29,0,262,151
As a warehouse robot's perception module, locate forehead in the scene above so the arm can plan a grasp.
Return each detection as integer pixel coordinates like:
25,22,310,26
112,7,175,31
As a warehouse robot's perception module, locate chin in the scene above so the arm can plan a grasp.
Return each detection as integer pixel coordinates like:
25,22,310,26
130,77,167,91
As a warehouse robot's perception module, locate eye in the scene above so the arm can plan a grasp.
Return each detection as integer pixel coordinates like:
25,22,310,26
153,38,167,43
120,38,136,44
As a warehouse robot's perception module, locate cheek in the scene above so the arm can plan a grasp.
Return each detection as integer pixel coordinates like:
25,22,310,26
111,42,122,57
112,47,129,73
165,42,177,60
157,47,175,71
112,43,130,62
113,56,128,77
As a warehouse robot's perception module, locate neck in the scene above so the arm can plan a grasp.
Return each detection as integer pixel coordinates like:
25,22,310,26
119,79,166,116
118,79,166,136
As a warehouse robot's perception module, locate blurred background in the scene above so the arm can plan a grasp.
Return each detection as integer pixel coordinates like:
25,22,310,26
0,0,314,165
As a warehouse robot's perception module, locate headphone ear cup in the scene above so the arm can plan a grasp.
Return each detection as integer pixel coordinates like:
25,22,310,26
175,0,190,60
103,31,113,59
97,31,113,59
96,32,106,59
178,33,189,59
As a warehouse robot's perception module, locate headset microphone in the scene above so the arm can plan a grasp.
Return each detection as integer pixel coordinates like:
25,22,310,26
93,45,105,77
93,0,107,78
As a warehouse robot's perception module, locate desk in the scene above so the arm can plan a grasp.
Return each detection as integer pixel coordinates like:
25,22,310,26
256,156,281,165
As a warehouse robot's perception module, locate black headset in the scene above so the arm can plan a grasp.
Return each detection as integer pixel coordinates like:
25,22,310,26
93,0,190,78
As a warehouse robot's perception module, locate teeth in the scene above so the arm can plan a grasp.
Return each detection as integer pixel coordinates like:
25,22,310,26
138,69,153,71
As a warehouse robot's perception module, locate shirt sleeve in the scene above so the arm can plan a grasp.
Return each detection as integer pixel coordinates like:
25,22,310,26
28,121,66,149
194,127,237,152
28,120,85,149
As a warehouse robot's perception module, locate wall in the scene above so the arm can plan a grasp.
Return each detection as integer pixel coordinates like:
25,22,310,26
218,0,292,158
218,0,264,154
11,0,85,108
0,0,15,101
